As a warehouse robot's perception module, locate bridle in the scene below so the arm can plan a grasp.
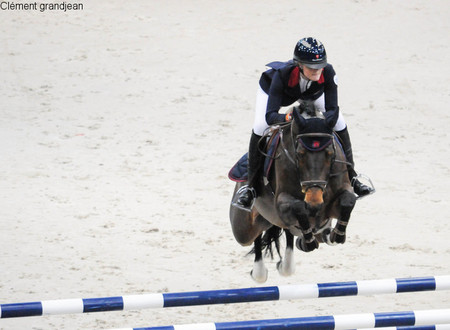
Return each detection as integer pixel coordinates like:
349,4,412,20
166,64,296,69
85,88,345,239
278,123,349,194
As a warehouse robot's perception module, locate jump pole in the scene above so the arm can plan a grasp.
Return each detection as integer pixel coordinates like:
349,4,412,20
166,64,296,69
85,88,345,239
108,309,450,330
1,275,449,318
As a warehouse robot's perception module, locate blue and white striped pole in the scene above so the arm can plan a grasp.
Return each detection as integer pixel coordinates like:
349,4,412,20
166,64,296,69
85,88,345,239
1,275,449,318
111,309,450,330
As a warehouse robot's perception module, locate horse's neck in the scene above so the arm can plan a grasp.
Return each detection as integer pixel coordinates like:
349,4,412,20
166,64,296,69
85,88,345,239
278,125,297,165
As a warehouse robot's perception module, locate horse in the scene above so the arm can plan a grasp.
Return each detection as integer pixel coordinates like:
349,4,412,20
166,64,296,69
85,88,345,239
229,108,357,283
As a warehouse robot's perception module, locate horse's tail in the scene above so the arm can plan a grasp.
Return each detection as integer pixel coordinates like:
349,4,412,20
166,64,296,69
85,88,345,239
248,226,283,259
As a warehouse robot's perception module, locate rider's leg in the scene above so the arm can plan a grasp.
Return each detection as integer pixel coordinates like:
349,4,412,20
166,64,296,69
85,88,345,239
235,131,264,207
235,87,268,210
335,126,374,197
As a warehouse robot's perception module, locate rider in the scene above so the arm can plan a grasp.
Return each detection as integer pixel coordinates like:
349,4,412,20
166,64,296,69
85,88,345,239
235,37,374,210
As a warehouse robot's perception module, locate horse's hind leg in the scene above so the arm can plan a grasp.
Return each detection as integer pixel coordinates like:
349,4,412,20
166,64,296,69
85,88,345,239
250,234,268,283
277,230,295,277
330,190,356,244
230,184,271,246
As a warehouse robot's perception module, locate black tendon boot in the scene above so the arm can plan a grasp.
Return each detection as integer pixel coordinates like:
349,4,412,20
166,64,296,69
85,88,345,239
235,131,264,210
336,127,374,197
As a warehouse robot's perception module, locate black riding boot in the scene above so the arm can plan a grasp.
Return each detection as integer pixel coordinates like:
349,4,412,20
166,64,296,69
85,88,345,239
235,131,264,210
336,127,374,197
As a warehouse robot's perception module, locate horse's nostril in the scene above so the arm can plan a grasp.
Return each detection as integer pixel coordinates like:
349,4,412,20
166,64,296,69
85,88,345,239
306,203,322,216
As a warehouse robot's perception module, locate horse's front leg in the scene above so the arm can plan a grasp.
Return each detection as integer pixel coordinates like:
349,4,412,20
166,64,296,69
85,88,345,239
277,230,295,276
250,234,268,283
330,190,356,244
276,192,319,252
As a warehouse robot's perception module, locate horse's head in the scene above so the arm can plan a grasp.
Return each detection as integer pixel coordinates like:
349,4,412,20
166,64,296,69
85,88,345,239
292,109,335,211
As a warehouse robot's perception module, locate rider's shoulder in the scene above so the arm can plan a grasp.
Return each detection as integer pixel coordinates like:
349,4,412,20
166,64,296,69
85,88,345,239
323,63,336,75
264,60,297,81
265,60,296,74
259,60,296,89
322,63,337,82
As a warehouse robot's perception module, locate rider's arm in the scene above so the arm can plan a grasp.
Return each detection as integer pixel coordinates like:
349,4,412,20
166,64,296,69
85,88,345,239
323,65,340,127
265,71,289,125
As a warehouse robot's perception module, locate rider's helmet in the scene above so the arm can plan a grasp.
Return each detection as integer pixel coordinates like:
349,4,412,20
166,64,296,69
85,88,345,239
293,37,327,69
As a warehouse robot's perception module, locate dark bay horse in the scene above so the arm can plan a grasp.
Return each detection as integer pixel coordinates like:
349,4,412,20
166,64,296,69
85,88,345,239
229,109,357,282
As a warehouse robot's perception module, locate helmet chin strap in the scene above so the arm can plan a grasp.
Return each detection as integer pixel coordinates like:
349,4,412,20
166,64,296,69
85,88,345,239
296,62,305,76
298,66,312,83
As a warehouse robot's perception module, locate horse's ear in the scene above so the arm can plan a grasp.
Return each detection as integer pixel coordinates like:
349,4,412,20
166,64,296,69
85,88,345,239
292,106,306,129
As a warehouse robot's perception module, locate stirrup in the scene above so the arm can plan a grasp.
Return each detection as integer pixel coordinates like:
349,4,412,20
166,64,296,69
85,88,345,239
231,185,256,212
351,173,376,200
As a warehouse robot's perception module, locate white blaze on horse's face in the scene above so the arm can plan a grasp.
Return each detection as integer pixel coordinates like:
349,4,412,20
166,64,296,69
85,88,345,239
304,187,324,207
297,143,334,208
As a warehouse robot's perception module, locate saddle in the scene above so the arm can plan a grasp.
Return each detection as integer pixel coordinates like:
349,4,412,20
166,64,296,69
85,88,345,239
228,132,281,183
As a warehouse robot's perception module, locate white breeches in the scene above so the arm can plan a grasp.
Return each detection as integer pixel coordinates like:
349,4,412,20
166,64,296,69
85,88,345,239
252,87,347,136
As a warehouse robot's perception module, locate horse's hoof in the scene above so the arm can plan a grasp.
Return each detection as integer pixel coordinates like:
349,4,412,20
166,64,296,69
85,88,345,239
325,237,338,246
296,237,319,252
276,247,295,276
295,237,304,251
250,259,268,283
322,228,338,246
277,259,295,277
330,231,346,244
250,268,268,283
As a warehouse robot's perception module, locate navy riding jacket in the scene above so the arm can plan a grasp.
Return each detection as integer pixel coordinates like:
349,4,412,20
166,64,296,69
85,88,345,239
259,60,339,127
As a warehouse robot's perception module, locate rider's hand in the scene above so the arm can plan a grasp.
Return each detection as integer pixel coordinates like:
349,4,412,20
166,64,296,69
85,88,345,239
324,110,337,127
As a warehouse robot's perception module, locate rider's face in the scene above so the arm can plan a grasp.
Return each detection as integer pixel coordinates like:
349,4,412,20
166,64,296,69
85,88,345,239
301,65,323,81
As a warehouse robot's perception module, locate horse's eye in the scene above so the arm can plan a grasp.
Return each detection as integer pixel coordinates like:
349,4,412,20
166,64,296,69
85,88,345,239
326,146,334,156
297,145,306,155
